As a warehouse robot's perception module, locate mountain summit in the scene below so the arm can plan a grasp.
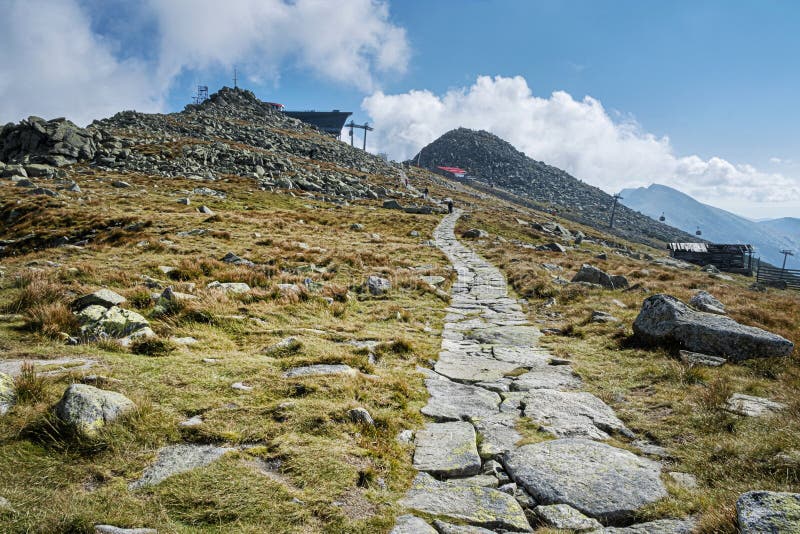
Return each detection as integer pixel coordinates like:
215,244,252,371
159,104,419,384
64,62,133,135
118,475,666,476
412,128,696,247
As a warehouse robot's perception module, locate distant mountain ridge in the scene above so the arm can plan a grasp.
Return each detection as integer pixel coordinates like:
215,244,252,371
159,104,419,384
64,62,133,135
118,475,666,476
620,184,800,267
412,128,697,247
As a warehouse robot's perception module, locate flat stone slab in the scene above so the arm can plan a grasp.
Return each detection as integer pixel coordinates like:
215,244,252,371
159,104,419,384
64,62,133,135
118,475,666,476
399,473,532,532
435,351,522,383
470,412,522,459
503,439,667,523
129,444,235,489
511,366,582,391
421,378,500,421
491,346,551,367
389,514,437,534
725,393,786,417
432,519,496,533
521,389,633,440
0,358,96,377
468,325,542,347
737,491,800,533
535,503,602,531
600,518,696,533
282,364,357,378
413,422,481,477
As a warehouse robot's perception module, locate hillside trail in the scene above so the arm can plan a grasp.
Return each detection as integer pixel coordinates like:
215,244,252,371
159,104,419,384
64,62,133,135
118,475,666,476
393,209,692,533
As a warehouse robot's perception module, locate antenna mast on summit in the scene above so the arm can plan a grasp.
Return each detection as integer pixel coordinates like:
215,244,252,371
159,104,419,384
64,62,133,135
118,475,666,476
233,67,238,88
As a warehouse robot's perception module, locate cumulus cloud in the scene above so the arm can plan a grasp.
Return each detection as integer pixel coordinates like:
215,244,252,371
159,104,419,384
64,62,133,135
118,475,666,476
0,0,162,126
148,0,408,91
363,75,800,209
0,0,408,125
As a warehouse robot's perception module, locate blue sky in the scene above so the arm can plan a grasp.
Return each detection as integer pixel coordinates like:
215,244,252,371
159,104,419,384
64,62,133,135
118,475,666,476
1,0,798,218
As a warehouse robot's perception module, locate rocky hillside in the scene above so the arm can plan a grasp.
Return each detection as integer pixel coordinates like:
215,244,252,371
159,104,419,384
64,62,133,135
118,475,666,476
412,128,698,247
0,87,412,202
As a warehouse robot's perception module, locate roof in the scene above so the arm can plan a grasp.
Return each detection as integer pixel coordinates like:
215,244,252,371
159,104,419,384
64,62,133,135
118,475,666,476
669,243,754,253
436,166,467,176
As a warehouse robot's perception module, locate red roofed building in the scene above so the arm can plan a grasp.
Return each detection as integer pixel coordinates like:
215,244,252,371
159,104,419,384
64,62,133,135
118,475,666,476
436,166,467,178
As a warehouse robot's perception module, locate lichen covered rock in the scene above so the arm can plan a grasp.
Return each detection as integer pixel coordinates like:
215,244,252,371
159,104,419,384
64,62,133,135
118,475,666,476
54,384,135,438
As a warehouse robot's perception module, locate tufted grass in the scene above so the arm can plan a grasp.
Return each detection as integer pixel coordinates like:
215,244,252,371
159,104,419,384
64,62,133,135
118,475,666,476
0,171,450,533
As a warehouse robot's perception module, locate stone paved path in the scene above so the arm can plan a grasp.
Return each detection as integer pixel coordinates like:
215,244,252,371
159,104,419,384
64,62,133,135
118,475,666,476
393,210,692,533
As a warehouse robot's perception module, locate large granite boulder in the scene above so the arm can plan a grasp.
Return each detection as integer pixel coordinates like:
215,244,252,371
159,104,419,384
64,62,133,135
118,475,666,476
71,288,126,310
633,294,794,361
503,439,667,523
736,491,800,533
0,116,96,165
366,275,391,296
77,305,153,340
54,384,135,438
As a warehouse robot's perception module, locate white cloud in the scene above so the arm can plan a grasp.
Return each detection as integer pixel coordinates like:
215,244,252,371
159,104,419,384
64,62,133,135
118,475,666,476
0,0,162,126
362,75,800,210
0,0,408,125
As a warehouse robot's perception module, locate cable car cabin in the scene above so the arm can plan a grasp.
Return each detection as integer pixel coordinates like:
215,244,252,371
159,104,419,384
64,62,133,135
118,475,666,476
668,243,755,275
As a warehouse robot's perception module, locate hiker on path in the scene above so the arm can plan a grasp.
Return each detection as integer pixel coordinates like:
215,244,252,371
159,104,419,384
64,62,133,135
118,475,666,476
447,199,454,214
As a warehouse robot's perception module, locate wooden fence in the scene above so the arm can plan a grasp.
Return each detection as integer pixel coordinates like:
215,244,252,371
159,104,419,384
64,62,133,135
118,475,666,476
756,262,800,290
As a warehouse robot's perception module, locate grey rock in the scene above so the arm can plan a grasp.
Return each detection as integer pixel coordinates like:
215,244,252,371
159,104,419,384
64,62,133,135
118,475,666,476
111,180,131,188
534,503,602,531
263,337,302,355
26,187,57,197
432,519,496,533
399,472,532,532
571,264,616,289
667,471,698,489
71,288,126,310
347,407,375,426
283,364,357,378
421,378,500,421
736,491,800,533
633,294,794,361
679,350,726,367
54,384,135,438
468,325,541,347
94,526,157,534
470,412,522,459
434,350,521,383
503,439,667,522
197,205,214,215
396,429,414,444
446,475,499,488
520,389,633,440
421,275,445,286
221,251,254,266
176,197,190,205
77,305,150,338
689,290,726,314
179,415,203,427
390,514,436,534
462,228,488,239
129,444,235,489
366,275,391,295
601,518,696,533
206,281,251,293
350,223,364,231
591,310,621,323
413,421,481,477
231,382,253,391
510,366,582,391
382,199,403,210
0,372,15,415
725,393,786,417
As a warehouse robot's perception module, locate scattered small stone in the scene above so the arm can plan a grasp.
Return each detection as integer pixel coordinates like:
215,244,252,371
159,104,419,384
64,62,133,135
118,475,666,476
177,197,190,205
350,223,364,231
347,407,375,426
171,336,198,346
221,251,254,266
231,382,253,391
197,205,214,215
111,180,131,188
366,275,391,296
668,471,698,489
461,228,488,239
54,384,135,438
725,393,786,417
202,358,220,364
590,310,620,323
207,281,251,293
0,372,15,415
94,526,157,534
396,429,414,444
409,230,420,237
679,350,726,367
179,415,203,427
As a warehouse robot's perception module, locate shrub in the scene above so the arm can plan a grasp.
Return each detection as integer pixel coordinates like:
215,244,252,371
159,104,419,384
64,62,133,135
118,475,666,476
24,302,79,337
14,362,47,404
6,272,66,313
131,338,177,357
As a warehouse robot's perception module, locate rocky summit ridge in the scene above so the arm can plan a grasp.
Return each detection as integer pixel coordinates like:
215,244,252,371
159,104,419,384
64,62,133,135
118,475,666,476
0,87,410,202
413,127,699,247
